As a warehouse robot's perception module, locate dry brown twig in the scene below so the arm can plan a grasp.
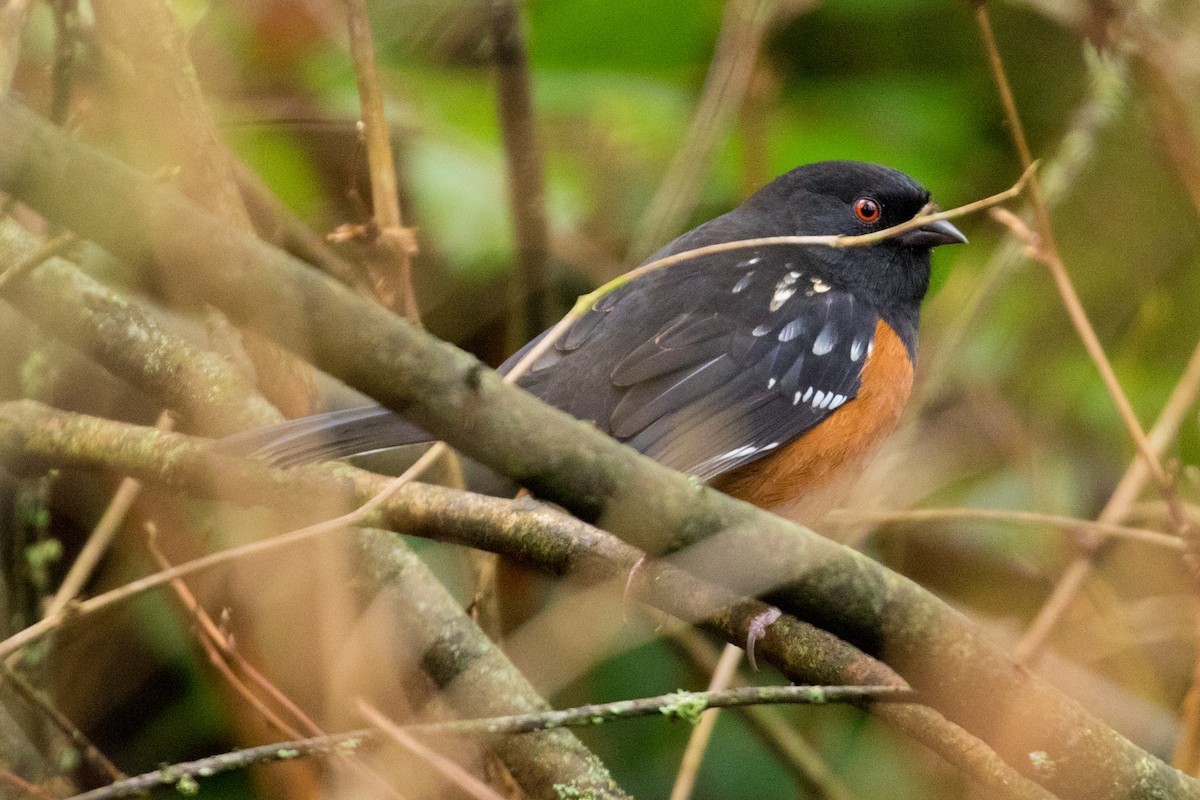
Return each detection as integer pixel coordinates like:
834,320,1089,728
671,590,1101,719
147,531,307,739
974,5,1185,529
969,7,1200,684
831,503,1186,552
359,701,507,800
490,0,552,342
921,48,1130,405
1122,20,1200,774
669,644,743,800
626,0,795,264
0,163,1034,666
0,663,125,783
0,766,55,800
64,682,913,800
148,530,405,798
1014,335,1200,662
343,0,420,321
39,411,173,622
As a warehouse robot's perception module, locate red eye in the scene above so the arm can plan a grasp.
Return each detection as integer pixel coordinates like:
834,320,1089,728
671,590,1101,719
854,197,881,223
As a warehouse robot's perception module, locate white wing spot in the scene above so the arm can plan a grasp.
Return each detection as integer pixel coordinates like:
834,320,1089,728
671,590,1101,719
802,386,814,402
769,271,803,312
777,318,804,342
850,337,866,362
751,323,771,337
812,323,837,355
867,339,875,358
813,390,826,408
810,277,831,293
792,391,802,405
732,272,754,294
828,394,847,409
737,257,762,268
767,377,777,389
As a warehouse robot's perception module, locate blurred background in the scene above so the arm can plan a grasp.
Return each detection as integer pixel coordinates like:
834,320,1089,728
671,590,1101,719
2,0,1200,797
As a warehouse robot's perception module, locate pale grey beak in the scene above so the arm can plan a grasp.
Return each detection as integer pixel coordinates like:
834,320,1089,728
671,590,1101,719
898,218,968,248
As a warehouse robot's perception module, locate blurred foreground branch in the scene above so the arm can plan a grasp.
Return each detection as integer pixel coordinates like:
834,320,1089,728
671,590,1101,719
0,403,1054,800
0,96,1192,799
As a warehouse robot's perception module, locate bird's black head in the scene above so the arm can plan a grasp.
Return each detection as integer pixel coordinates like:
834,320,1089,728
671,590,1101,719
742,160,966,307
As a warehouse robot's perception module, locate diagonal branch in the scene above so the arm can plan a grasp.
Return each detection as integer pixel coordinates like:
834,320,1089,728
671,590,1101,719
0,96,1188,800
973,4,1185,529
626,0,792,264
344,0,420,320
0,405,1056,800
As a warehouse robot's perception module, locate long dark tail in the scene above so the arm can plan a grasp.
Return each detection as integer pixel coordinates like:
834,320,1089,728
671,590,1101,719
216,405,430,467
218,325,551,467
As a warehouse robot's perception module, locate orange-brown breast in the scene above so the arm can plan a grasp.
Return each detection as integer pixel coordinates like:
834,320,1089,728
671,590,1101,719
712,319,914,519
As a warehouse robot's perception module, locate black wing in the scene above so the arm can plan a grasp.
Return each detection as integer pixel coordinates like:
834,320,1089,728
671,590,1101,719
229,245,882,479
508,246,882,480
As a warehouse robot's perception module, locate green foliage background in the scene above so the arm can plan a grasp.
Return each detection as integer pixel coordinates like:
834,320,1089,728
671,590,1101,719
7,0,1200,797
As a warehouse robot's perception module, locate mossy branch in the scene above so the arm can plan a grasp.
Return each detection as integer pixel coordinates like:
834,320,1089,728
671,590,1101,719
0,97,1190,800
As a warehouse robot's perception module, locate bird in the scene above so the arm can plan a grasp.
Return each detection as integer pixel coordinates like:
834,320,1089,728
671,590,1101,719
232,161,966,524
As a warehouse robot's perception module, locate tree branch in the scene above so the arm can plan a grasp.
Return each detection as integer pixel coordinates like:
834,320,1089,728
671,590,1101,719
0,96,1188,800
0,403,1085,800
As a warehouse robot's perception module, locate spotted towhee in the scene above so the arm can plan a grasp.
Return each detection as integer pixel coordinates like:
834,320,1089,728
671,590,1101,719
236,161,965,523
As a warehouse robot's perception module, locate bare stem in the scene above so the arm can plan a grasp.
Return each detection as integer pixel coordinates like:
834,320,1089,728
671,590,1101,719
40,411,173,621
974,4,1184,526
626,0,787,264
359,702,509,800
490,0,551,342
828,506,1184,551
670,644,744,800
69,683,913,800
343,0,420,321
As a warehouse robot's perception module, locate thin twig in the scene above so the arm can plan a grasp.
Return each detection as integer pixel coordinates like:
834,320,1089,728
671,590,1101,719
0,767,54,800
0,164,1034,664
669,644,744,800
393,684,915,736
66,730,371,800
0,441,447,662
920,48,1129,403
147,534,305,739
69,684,913,800
828,506,1185,552
974,4,1184,528
626,0,786,264
490,0,551,342
1125,28,1200,771
157,545,404,800
1010,285,1200,662
1,664,125,782
667,629,860,800
509,163,1037,380
41,410,174,621
0,284,561,664
990,202,1188,530
359,701,507,800
343,0,420,321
